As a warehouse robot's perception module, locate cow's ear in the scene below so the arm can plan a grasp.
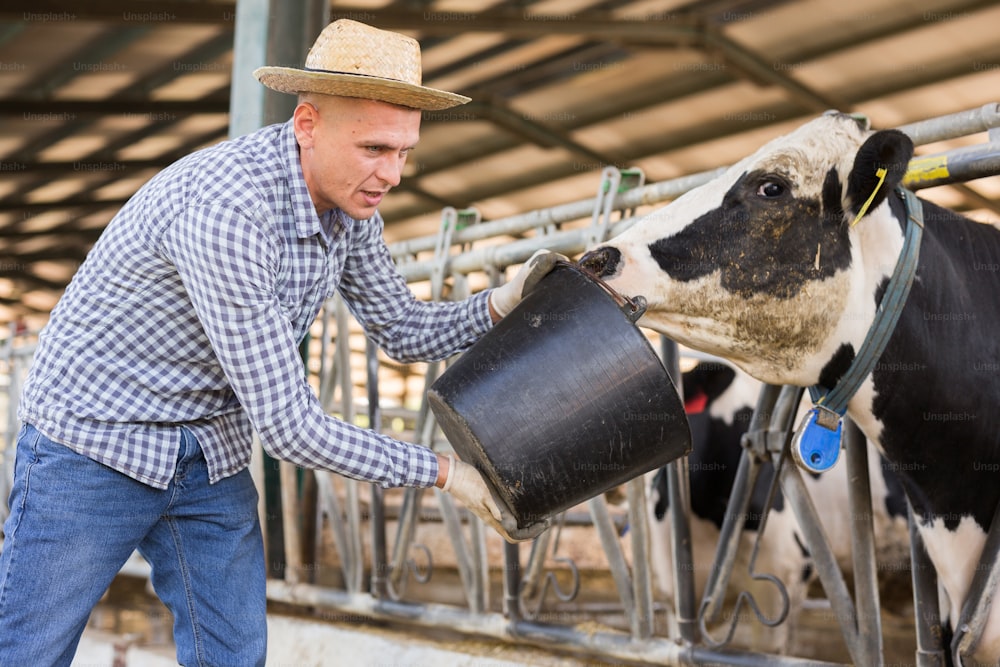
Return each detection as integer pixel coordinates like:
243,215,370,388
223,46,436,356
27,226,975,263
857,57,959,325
846,129,914,218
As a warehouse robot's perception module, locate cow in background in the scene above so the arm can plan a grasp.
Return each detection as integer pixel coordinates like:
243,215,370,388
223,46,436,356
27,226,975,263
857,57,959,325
581,111,1000,665
649,361,910,653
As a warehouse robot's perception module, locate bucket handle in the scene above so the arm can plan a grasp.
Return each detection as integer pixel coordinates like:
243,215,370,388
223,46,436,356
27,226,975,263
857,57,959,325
564,261,648,323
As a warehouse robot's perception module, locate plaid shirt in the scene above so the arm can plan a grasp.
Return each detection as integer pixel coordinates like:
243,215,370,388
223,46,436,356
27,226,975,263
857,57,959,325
19,120,492,490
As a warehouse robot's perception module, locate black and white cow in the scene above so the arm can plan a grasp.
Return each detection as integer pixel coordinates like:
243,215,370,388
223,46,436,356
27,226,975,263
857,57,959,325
581,111,1000,665
650,361,910,653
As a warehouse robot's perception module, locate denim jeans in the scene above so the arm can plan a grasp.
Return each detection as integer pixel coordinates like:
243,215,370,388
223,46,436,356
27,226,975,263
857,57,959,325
0,424,266,666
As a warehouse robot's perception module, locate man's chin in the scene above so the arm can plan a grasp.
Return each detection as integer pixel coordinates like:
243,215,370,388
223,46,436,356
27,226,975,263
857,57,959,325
339,204,378,220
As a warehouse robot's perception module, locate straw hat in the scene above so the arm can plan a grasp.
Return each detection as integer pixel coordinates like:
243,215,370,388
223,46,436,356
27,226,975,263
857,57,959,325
253,19,469,111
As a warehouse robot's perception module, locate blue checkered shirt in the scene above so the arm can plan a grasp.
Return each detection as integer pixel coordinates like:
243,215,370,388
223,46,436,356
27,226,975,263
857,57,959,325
19,120,493,490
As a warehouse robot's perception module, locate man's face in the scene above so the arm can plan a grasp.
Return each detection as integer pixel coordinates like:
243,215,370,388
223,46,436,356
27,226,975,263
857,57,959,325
294,95,421,219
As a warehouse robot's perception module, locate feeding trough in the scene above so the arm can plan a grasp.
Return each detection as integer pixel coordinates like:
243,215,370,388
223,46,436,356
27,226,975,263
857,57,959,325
428,262,691,538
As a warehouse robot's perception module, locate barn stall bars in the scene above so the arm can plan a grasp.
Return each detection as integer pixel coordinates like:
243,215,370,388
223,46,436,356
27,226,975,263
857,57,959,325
0,104,998,666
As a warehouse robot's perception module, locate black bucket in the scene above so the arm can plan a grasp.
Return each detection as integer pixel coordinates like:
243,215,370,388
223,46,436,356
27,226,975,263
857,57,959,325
428,263,691,537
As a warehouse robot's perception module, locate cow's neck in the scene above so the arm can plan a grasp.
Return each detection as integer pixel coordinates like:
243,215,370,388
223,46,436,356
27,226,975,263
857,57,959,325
847,199,1000,524
810,190,923,418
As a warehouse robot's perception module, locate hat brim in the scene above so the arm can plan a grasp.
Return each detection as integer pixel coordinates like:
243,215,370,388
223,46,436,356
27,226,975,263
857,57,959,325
253,66,469,111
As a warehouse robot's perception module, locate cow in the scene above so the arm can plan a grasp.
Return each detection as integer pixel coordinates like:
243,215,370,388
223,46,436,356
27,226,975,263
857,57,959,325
580,111,1000,665
650,360,910,653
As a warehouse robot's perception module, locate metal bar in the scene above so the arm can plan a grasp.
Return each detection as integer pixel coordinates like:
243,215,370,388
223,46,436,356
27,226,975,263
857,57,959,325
896,102,1000,146
503,541,523,621
907,501,947,667
228,0,269,138
317,303,336,412
387,168,724,261
626,476,655,640
387,487,424,595
843,418,884,665
519,526,554,600
699,384,782,626
334,298,354,424
779,463,862,663
367,339,388,599
905,141,1000,190
344,478,364,593
267,580,848,666
660,336,699,644
279,460,303,584
468,517,489,614
588,495,637,628
329,293,365,595
435,489,481,611
315,472,357,593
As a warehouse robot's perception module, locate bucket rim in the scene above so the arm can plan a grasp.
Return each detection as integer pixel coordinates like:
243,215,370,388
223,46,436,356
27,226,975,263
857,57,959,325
554,260,647,322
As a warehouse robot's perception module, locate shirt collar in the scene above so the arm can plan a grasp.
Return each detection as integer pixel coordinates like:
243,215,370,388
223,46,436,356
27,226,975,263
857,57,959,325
280,119,326,241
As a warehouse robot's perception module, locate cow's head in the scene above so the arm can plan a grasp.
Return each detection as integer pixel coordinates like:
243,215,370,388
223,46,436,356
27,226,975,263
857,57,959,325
580,111,914,387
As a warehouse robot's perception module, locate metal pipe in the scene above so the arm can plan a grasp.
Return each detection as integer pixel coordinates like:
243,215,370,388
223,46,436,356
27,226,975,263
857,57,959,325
699,384,782,627
780,463,862,663
907,501,947,667
387,487,424,595
626,476,654,639
588,494,637,623
519,525,554,600
279,460,302,585
503,541,522,622
367,339,388,599
896,102,1000,146
435,489,481,611
266,580,848,666
388,167,725,261
843,418,884,665
905,141,1000,190
660,337,699,644
314,472,359,593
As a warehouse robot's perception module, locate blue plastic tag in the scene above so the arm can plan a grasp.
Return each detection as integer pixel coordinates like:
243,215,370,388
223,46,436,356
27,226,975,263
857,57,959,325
791,407,843,473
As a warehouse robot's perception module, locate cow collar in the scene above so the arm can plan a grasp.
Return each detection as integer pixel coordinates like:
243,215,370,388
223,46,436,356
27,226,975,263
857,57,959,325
793,187,924,472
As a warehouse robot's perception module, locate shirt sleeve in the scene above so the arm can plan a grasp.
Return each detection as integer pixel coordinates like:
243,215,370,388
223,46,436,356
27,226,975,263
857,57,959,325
159,202,439,488
337,213,494,363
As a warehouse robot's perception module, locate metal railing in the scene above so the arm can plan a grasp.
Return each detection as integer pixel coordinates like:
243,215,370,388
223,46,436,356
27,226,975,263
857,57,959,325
2,104,999,666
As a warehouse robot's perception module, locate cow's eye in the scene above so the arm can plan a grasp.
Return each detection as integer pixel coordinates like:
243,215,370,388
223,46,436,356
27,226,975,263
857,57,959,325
757,181,785,198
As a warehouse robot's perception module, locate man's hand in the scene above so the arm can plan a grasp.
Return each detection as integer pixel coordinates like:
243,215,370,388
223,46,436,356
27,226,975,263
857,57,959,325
440,456,549,542
488,249,568,320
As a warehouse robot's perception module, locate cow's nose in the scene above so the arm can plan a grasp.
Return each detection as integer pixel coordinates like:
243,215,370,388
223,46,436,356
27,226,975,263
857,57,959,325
579,246,621,278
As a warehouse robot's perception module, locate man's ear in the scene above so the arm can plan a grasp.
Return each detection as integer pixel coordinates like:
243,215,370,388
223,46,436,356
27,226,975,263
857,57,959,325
292,102,320,150
846,129,914,218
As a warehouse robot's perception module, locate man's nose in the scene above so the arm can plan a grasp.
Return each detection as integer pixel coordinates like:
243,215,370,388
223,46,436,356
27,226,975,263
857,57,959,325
377,155,404,187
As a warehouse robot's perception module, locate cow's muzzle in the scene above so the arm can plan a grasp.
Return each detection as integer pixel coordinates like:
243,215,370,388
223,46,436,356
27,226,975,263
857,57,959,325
578,246,621,278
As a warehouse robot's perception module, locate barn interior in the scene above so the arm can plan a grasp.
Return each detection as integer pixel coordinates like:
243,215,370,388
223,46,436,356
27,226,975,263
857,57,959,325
1,0,999,665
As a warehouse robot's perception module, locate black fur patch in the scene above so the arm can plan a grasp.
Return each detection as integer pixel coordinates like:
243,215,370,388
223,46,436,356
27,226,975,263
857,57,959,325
649,169,852,299
816,343,856,395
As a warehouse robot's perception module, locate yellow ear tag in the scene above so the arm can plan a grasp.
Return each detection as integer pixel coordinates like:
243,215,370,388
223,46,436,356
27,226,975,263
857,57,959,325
851,167,888,227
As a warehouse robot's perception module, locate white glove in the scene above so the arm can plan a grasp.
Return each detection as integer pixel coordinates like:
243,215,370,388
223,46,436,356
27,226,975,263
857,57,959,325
488,249,568,318
442,456,548,542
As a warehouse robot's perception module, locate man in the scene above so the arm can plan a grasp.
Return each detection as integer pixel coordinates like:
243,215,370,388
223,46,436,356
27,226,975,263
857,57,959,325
0,20,555,666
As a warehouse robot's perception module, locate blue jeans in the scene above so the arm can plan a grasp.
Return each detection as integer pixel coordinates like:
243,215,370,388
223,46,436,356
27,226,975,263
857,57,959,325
0,424,266,666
